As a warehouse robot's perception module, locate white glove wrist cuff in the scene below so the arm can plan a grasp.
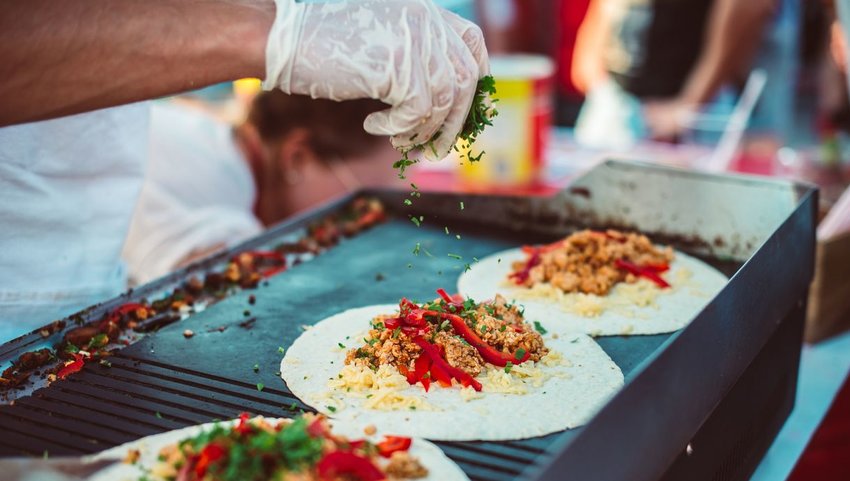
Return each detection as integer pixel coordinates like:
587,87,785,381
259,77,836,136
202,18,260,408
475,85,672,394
262,0,306,92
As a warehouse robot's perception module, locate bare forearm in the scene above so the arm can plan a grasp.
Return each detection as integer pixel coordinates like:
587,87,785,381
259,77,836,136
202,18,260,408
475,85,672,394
679,0,774,104
0,0,273,126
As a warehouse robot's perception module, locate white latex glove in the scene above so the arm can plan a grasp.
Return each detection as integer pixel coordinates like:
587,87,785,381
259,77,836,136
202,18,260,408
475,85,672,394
264,0,489,160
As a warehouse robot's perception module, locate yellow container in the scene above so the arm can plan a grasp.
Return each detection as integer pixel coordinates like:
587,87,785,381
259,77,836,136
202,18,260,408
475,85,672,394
459,55,555,186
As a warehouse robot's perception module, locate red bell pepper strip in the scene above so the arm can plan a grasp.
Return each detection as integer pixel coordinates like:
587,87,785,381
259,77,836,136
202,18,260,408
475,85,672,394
614,259,671,288
57,354,85,379
307,417,328,438
234,412,252,435
508,251,541,285
316,451,385,481
413,338,482,391
194,443,227,478
418,310,530,367
376,436,412,458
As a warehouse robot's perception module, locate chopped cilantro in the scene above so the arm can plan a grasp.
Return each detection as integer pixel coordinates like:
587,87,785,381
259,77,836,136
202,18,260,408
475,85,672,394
327,406,337,413
256,382,265,392
515,348,527,361
533,321,548,335
504,362,513,374
404,199,412,206
455,234,462,240
337,342,345,349
440,320,450,331
252,363,260,373
155,411,162,419
392,327,401,339
410,216,421,227
445,226,450,235
412,243,421,256
447,253,462,260
499,325,507,332
277,346,285,354
460,201,465,210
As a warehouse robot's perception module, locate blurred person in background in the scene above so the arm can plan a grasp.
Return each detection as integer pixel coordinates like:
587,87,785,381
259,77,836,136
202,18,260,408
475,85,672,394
123,94,400,285
570,0,776,147
0,0,488,342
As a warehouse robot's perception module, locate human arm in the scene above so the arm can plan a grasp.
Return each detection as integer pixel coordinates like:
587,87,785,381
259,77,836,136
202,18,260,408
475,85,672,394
0,0,273,127
643,0,775,139
570,0,613,95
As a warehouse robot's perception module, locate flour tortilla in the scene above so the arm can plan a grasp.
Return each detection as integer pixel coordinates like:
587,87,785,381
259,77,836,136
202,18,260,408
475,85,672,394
281,305,624,441
89,416,468,481
458,247,728,337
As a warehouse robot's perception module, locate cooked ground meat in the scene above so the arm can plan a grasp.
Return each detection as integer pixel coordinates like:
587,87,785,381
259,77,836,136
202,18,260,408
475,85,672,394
433,332,484,376
469,294,548,363
385,451,428,479
346,294,550,378
345,315,421,371
511,229,674,296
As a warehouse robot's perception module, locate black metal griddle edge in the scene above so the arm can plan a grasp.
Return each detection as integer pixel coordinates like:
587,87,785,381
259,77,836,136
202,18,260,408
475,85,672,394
522,173,817,481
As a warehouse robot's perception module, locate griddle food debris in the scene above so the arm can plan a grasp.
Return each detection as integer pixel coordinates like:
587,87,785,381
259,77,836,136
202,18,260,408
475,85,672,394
509,229,675,296
140,413,426,481
346,289,548,392
1,197,386,397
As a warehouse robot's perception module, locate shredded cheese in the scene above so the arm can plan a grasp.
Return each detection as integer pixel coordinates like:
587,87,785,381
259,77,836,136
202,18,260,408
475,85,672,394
511,266,695,318
479,352,568,395
327,364,437,412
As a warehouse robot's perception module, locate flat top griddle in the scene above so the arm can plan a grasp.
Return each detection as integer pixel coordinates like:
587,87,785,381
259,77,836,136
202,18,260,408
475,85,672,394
0,161,816,481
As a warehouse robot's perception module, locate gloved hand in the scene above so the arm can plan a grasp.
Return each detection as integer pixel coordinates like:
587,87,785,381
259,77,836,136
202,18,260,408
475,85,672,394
264,0,489,160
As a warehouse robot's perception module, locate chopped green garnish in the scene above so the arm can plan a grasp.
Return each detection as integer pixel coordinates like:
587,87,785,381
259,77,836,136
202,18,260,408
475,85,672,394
404,199,412,206
392,327,401,339
440,320,450,331
410,216,421,227
499,325,507,332
447,253,462,260
327,406,337,413
455,234,462,240
337,342,345,349
256,382,265,392
252,363,260,373
287,402,298,411
515,348,527,361
155,411,162,419
460,201,465,210
412,243,421,256
278,346,285,354
533,321,548,335
445,226,450,235
504,362,513,374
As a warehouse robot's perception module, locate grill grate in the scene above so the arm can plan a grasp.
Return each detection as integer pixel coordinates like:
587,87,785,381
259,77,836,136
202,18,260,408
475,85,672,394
1,352,553,481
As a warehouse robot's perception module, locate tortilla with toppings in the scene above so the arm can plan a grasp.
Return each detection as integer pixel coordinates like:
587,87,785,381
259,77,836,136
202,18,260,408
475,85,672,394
458,230,728,337
281,291,624,441
90,413,467,481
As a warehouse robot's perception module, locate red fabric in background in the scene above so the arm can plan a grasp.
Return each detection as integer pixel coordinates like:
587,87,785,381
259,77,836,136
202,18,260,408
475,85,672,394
788,373,850,481
556,0,591,98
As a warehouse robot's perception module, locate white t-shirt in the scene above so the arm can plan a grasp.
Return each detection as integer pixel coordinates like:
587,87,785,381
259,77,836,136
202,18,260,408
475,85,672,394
122,103,262,285
0,104,150,342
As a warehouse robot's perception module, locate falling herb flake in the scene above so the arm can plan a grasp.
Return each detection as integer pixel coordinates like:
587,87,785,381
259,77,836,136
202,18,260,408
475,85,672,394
533,321,548,335
447,253,462,260
278,346,285,354
337,342,346,349
252,363,260,373
155,412,162,419
460,201,465,210
410,216,421,227
455,234,462,240
413,243,421,256
404,199,412,206
445,227,450,235
256,382,265,392
287,402,298,411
